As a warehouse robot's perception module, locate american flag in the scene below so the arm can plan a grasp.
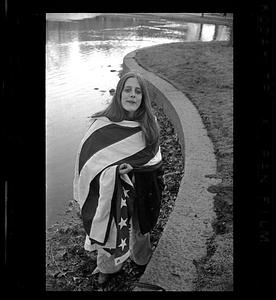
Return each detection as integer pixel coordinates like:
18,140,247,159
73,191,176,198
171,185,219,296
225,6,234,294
73,116,162,265
113,172,135,265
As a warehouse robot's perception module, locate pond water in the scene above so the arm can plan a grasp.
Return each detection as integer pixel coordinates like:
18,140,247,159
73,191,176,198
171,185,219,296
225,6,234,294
46,13,230,228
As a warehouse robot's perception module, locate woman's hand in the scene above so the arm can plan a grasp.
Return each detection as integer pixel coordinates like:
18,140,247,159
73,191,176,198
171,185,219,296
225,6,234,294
118,163,133,175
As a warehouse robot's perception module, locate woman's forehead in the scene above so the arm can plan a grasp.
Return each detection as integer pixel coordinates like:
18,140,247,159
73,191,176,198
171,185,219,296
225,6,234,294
124,77,141,87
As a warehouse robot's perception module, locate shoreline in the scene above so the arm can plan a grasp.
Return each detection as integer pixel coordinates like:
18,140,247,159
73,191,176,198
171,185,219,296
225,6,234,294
47,39,233,291
129,13,233,26
134,41,233,290
46,14,233,290
46,13,233,28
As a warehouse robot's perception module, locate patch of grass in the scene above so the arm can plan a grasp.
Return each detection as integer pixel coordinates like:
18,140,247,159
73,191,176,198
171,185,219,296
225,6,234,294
136,41,233,291
136,41,233,182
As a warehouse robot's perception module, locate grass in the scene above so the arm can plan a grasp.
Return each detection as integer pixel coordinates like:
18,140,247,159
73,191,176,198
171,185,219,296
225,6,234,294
46,40,233,291
135,40,233,290
136,41,233,186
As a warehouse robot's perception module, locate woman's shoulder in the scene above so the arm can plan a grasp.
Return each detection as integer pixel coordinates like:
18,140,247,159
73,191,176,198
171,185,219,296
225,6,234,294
88,116,111,130
90,116,110,123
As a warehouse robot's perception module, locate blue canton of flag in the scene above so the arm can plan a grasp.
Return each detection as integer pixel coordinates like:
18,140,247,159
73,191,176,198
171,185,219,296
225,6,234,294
113,173,135,265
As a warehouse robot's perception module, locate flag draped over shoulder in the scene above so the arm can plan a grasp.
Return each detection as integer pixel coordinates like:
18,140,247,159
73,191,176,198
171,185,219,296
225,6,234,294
73,117,162,265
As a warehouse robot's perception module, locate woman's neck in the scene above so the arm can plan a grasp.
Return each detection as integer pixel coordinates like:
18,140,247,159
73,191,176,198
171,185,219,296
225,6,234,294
126,111,135,120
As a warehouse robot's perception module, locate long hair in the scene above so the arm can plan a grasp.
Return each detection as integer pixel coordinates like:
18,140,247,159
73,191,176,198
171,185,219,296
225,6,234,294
90,72,160,146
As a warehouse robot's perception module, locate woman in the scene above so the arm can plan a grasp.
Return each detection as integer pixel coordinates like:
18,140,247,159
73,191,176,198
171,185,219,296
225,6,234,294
73,72,164,285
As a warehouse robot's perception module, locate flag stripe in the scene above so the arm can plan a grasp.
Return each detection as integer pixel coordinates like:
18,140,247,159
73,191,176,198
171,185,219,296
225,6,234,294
79,124,141,174
81,118,141,147
81,173,100,236
112,144,158,169
74,117,162,264
78,131,145,208
73,118,111,200
115,250,130,266
143,146,162,166
89,166,117,243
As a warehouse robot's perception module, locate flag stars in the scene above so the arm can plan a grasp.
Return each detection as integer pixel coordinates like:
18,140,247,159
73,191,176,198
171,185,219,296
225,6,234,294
123,188,130,198
121,198,127,208
118,238,127,251
118,217,127,229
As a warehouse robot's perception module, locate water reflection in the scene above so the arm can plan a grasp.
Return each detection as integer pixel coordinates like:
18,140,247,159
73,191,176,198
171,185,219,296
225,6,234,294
47,14,230,44
46,13,230,228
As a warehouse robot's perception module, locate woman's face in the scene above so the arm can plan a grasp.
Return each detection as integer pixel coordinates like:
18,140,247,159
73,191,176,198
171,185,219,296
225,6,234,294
121,77,142,118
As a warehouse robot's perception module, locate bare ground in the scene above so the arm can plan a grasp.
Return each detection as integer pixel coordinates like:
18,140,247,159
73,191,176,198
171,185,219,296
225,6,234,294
135,40,233,291
46,41,233,291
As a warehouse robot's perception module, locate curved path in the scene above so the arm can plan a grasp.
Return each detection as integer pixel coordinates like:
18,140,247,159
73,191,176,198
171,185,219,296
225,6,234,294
123,47,221,291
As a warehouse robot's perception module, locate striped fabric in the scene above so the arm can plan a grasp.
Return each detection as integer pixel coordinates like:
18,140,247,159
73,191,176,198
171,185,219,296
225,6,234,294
73,117,162,265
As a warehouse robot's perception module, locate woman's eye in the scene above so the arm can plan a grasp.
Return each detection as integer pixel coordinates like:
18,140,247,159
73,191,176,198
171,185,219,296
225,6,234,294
123,87,141,94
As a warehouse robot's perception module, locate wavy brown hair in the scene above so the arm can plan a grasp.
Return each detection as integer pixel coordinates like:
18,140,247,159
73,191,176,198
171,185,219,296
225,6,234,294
90,72,160,146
